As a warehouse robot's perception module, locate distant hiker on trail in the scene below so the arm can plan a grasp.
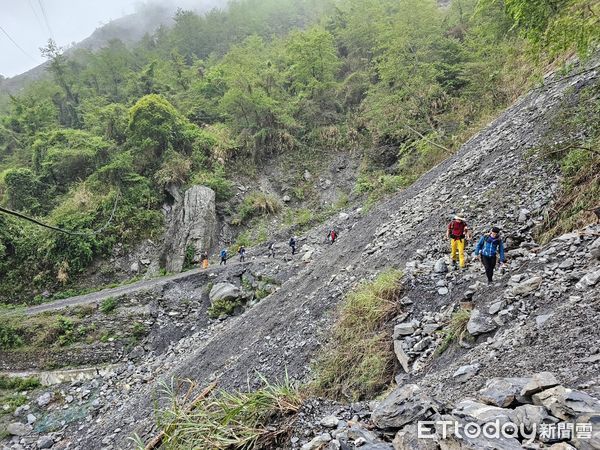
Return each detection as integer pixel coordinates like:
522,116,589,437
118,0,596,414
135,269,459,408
289,237,297,255
200,251,209,269
238,245,246,262
220,248,228,265
474,226,506,284
447,215,471,269
327,229,337,244
267,242,275,258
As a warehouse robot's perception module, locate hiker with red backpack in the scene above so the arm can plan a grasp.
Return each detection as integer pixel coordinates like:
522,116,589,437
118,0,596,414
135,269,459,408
327,229,337,244
446,215,472,269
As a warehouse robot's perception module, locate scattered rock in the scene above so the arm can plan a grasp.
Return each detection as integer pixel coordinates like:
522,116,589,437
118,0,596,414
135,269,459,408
434,259,448,274
209,283,242,304
301,433,331,450
511,276,543,296
478,377,530,407
37,392,53,407
372,384,439,429
7,422,29,436
320,415,340,428
520,372,559,397
466,309,497,336
453,364,480,383
532,385,600,421
36,436,55,449
394,323,415,338
394,341,412,373
575,270,600,290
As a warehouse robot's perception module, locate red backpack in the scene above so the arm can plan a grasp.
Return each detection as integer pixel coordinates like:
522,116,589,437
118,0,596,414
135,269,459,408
449,220,467,239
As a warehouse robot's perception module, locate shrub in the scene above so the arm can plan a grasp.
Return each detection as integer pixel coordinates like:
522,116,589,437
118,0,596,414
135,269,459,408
234,192,281,225
0,375,41,391
155,150,192,187
191,165,235,202
208,298,244,319
311,270,403,400
156,375,303,450
0,321,23,350
55,316,76,346
100,297,118,314
3,168,45,214
436,308,472,355
183,245,196,271
132,322,147,339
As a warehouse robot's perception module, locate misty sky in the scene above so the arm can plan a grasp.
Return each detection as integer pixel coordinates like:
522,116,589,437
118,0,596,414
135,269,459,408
0,0,219,78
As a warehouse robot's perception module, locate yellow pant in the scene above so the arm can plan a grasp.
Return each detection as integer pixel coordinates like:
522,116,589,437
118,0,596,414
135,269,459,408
202,259,209,269
450,238,466,268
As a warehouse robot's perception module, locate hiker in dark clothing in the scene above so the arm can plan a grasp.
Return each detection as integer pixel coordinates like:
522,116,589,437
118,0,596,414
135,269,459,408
327,229,337,244
238,245,246,262
220,248,228,265
289,237,297,255
474,226,506,284
267,242,275,258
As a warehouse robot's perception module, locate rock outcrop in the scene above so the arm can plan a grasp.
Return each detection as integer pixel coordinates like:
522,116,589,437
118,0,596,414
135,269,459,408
160,185,217,273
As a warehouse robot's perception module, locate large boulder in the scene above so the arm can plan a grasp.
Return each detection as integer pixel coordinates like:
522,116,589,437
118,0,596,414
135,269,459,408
466,309,497,336
575,270,600,290
452,400,515,426
435,415,523,450
520,372,559,397
209,283,242,304
511,276,543,296
372,384,439,429
393,424,439,450
161,185,217,273
453,364,480,383
478,377,530,407
532,386,600,421
7,422,30,436
394,341,412,373
512,404,556,433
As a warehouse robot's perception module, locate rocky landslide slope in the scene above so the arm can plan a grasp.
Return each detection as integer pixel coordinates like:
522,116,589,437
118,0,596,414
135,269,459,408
2,64,600,449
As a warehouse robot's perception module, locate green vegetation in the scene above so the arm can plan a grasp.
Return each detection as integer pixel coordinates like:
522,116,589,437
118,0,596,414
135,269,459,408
131,322,147,340
0,375,41,391
100,297,118,314
207,298,244,319
311,270,403,401
148,375,303,450
535,83,600,243
436,308,472,355
0,320,23,350
233,192,282,225
0,0,595,302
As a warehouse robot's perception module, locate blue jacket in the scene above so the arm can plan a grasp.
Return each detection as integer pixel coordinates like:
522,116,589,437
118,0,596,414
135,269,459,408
220,249,227,258
475,235,505,262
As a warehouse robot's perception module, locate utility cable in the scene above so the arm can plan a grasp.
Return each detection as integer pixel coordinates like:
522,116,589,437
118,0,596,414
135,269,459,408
0,25,37,62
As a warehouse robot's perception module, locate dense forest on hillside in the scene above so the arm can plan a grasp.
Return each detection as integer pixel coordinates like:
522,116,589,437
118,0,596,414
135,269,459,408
0,0,598,303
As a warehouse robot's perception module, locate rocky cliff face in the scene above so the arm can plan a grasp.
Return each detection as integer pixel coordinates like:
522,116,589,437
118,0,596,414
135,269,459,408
160,185,218,273
2,62,599,449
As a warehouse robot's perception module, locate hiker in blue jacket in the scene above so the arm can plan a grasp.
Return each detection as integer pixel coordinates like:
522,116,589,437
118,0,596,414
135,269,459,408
474,226,506,284
220,248,228,265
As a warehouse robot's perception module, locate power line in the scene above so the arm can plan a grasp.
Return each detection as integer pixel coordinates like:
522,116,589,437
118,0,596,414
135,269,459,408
28,0,46,32
0,193,120,237
0,24,37,62
37,0,55,41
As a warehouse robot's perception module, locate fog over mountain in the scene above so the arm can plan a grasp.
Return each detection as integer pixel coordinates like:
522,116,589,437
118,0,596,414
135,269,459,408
0,0,225,79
